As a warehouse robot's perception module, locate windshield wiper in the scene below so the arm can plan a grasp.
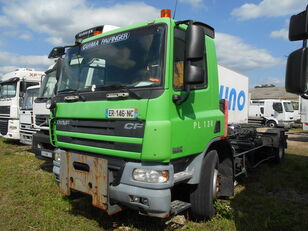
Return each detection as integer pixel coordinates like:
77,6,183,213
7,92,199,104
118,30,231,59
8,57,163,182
58,88,78,93
95,84,141,99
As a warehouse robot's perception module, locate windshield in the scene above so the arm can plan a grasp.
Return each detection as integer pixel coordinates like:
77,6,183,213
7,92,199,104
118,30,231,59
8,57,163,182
38,69,57,98
0,82,17,98
283,102,294,112
22,88,39,110
58,24,166,93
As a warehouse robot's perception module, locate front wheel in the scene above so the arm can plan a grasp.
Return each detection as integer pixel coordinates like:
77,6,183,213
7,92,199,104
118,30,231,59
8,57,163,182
190,150,219,220
267,120,277,128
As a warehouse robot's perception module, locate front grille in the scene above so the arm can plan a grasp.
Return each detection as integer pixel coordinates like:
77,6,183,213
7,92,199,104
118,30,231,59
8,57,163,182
35,114,49,127
0,119,8,135
56,119,145,138
55,118,145,153
0,106,10,115
57,136,142,152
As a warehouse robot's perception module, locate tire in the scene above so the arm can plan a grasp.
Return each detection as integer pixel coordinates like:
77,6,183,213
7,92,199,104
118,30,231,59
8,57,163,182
267,120,277,128
274,136,285,163
190,150,219,220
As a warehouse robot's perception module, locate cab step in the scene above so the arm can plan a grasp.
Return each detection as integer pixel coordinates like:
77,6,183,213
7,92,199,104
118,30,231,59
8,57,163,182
171,200,191,215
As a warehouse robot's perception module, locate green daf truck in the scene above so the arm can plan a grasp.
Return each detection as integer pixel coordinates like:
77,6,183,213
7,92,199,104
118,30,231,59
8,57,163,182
48,9,286,219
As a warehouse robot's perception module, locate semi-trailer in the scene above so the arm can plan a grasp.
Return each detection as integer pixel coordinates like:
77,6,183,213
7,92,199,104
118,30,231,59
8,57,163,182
0,68,43,139
47,10,287,219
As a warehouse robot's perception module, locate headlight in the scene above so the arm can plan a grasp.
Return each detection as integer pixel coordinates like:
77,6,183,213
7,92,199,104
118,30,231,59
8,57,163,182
132,169,169,183
54,152,61,162
46,99,52,109
46,99,56,109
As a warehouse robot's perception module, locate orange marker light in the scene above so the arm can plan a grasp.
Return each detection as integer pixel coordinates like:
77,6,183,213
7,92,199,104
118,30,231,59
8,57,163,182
161,9,171,18
93,31,102,36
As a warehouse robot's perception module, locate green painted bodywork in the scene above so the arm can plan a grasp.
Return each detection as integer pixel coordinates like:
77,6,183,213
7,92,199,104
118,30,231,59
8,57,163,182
51,17,224,163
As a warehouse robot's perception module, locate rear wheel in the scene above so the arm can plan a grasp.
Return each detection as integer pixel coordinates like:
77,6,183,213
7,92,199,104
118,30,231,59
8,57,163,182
190,150,219,220
274,136,285,163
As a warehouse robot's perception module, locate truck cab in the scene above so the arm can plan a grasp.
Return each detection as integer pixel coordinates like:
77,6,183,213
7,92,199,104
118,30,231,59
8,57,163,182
19,85,40,145
0,69,43,139
48,10,286,220
32,63,58,159
249,99,295,127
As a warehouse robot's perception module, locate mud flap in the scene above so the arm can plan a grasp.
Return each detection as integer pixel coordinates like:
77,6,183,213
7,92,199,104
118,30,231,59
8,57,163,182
59,152,108,210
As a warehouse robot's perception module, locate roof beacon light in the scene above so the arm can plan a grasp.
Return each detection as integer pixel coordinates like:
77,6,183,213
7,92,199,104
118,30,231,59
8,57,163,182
93,31,102,36
75,25,104,43
161,9,171,18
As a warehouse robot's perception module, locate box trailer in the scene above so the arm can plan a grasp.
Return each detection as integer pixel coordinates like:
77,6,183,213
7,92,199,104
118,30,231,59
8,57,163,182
218,65,248,124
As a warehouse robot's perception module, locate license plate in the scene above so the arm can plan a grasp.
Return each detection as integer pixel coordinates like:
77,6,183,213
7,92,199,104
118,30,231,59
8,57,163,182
106,108,137,119
41,150,52,158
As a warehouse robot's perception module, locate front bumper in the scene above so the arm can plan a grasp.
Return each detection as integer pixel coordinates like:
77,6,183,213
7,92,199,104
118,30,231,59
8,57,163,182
109,183,171,217
1,119,20,140
32,131,55,160
53,152,174,217
20,130,38,145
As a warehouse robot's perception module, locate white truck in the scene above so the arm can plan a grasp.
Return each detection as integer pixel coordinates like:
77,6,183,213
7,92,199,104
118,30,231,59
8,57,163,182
249,99,295,127
300,97,308,131
32,62,58,159
291,100,300,121
19,85,40,145
218,65,248,124
0,69,43,139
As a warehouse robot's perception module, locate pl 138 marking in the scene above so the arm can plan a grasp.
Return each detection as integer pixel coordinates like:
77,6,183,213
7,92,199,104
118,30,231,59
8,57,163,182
193,120,214,129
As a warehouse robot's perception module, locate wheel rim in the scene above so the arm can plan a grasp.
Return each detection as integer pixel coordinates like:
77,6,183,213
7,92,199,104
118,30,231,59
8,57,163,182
212,169,219,200
269,122,275,127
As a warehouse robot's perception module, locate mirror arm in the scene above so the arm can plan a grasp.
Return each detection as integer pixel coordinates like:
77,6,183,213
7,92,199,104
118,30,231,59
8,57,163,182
172,85,191,105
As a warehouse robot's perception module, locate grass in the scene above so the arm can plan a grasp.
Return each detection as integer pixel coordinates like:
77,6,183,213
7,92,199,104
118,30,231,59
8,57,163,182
0,131,308,231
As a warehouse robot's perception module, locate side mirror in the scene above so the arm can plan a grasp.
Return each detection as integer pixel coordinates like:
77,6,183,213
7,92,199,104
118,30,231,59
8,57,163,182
185,24,205,85
285,47,308,94
173,23,206,105
185,24,205,59
185,64,204,84
289,6,308,41
48,47,65,59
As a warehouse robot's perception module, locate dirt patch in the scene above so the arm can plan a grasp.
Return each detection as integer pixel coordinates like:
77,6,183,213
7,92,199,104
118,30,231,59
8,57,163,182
286,133,308,149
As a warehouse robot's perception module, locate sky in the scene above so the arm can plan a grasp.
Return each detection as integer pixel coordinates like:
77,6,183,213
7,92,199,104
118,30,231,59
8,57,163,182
0,0,307,87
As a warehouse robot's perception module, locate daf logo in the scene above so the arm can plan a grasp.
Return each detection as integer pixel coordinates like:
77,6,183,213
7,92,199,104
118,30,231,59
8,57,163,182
124,123,143,129
56,120,70,126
